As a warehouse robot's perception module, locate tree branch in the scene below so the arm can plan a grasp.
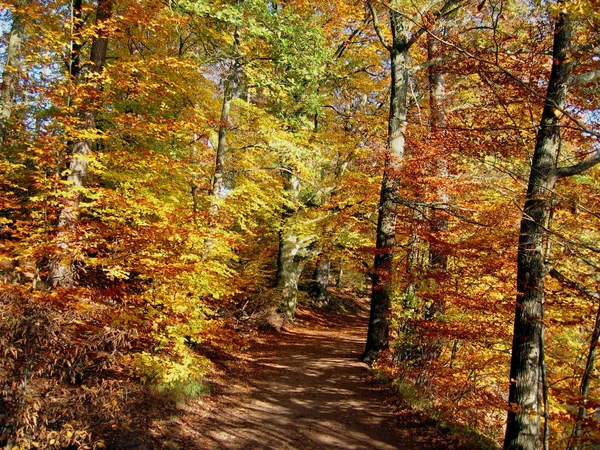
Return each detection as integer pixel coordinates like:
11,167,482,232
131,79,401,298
408,2,464,49
422,30,600,139
555,151,600,179
366,0,392,52
547,264,600,302
568,69,600,87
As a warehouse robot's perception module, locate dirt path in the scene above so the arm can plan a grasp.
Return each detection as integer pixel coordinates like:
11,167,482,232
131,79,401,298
154,307,447,449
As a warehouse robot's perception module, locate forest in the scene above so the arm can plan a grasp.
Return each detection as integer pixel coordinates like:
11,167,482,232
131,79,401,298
0,0,599,449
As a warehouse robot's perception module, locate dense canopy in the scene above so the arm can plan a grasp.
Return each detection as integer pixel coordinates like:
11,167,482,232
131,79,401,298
0,0,599,449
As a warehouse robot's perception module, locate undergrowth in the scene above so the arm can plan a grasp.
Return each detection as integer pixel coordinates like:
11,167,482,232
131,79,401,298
371,369,500,450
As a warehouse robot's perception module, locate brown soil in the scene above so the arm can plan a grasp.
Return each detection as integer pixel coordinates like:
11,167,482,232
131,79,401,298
150,305,454,450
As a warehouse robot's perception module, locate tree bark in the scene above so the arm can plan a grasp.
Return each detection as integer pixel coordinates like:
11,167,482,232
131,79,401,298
276,167,303,318
363,8,409,363
212,26,239,200
276,231,305,318
212,77,233,199
334,257,343,287
311,258,331,304
504,12,571,450
0,1,25,150
50,0,113,287
362,0,463,364
203,26,240,259
203,73,234,257
426,32,449,319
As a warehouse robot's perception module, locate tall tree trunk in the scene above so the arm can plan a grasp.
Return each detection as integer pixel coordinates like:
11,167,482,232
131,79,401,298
203,73,234,257
548,270,600,450
211,26,239,200
504,12,571,450
426,33,449,319
311,258,331,304
0,1,25,150
363,9,409,363
204,26,240,258
69,0,84,79
212,77,233,199
50,0,113,287
568,303,600,450
276,168,303,318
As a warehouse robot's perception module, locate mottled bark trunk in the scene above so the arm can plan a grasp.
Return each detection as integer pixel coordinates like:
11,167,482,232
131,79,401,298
0,2,25,150
276,168,303,318
50,0,113,287
212,22,240,200
311,258,330,304
363,9,409,363
276,231,305,318
212,78,233,199
504,13,571,450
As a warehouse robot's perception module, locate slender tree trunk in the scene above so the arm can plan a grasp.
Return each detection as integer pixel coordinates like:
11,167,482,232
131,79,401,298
203,73,233,255
212,78,233,199
211,26,239,200
567,299,600,449
426,33,449,319
69,0,84,79
408,33,450,374
363,9,409,363
0,1,25,150
204,27,239,257
50,0,113,287
504,12,571,450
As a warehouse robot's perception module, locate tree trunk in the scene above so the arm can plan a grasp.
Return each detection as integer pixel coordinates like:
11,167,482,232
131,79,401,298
426,32,449,319
50,0,113,287
203,27,240,258
363,9,409,363
567,293,600,449
276,231,305,318
0,1,25,150
504,12,571,450
212,25,239,199
203,73,234,257
276,167,303,318
311,258,331,304
212,77,233,199
334,257,343,287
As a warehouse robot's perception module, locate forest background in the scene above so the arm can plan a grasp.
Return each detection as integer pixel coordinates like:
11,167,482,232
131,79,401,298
0,0,599,449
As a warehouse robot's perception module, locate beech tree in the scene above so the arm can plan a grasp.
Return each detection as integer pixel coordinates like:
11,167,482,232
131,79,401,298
505,7,600,449
363,0,465,363
50,0,113,287
1,0,600,448
0,0,24,150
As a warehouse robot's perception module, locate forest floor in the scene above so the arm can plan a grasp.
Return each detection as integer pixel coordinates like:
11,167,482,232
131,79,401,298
145,296,477,450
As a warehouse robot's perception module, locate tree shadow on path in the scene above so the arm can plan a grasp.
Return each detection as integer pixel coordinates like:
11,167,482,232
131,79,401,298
155,308,447,449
